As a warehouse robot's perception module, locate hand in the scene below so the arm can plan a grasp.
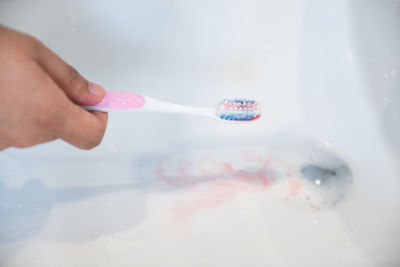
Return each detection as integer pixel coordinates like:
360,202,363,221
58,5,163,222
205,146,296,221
0,25,108,150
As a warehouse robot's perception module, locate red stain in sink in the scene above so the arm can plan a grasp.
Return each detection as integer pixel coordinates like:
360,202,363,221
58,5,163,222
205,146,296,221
156,156,275,220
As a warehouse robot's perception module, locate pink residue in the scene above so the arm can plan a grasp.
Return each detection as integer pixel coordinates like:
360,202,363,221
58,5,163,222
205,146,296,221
94,91,145,110
288,178,301,197
156,157,274,221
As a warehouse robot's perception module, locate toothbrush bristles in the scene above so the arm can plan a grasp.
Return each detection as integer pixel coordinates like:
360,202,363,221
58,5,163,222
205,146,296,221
217,98,261,121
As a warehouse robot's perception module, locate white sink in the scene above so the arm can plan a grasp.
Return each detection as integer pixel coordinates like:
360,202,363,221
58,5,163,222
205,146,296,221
1,0,399,266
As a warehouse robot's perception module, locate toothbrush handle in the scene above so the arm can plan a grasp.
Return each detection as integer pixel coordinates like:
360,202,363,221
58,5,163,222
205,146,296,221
83,91,215,117
83,91,146,112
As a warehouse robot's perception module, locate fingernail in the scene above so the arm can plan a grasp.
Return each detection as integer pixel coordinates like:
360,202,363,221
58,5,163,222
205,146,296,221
89,82,105,96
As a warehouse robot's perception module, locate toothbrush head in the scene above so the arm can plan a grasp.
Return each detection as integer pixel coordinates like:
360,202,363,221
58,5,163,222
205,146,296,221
217,98,261,121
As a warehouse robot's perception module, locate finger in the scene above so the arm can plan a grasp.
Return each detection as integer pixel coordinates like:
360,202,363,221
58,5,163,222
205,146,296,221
35,42,105,106
33,64,109,149
57,102,108,150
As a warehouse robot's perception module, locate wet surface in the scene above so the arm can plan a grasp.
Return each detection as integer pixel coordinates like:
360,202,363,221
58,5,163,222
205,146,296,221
155,138,355,215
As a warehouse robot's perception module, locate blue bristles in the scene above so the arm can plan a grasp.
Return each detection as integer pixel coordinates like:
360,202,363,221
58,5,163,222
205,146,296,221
217,98,261,122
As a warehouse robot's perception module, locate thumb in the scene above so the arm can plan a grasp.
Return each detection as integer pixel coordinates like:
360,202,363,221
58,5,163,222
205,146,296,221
35,40,105,105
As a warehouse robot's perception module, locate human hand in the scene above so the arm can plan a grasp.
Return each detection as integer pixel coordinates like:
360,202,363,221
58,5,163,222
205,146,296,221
0,25,108,150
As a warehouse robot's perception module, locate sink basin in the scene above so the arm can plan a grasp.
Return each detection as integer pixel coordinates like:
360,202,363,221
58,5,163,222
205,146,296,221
1,0,399,266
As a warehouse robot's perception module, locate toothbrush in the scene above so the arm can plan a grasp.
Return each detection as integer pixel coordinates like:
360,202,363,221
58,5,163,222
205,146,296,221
84,91,261,121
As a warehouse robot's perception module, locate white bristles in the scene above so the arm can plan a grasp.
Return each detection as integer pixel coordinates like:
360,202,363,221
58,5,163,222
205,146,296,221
216,98,262,121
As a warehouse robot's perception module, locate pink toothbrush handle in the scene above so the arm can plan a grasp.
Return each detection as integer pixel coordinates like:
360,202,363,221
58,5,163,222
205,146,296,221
85,91,146,111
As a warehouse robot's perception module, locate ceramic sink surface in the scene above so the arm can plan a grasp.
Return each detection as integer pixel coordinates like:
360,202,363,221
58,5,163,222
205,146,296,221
0,0,399,266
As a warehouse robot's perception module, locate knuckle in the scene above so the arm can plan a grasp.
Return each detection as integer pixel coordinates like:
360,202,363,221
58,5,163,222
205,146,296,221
66,65,87,92
66,65,79,86
22,34,43,57
28,35,42,49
